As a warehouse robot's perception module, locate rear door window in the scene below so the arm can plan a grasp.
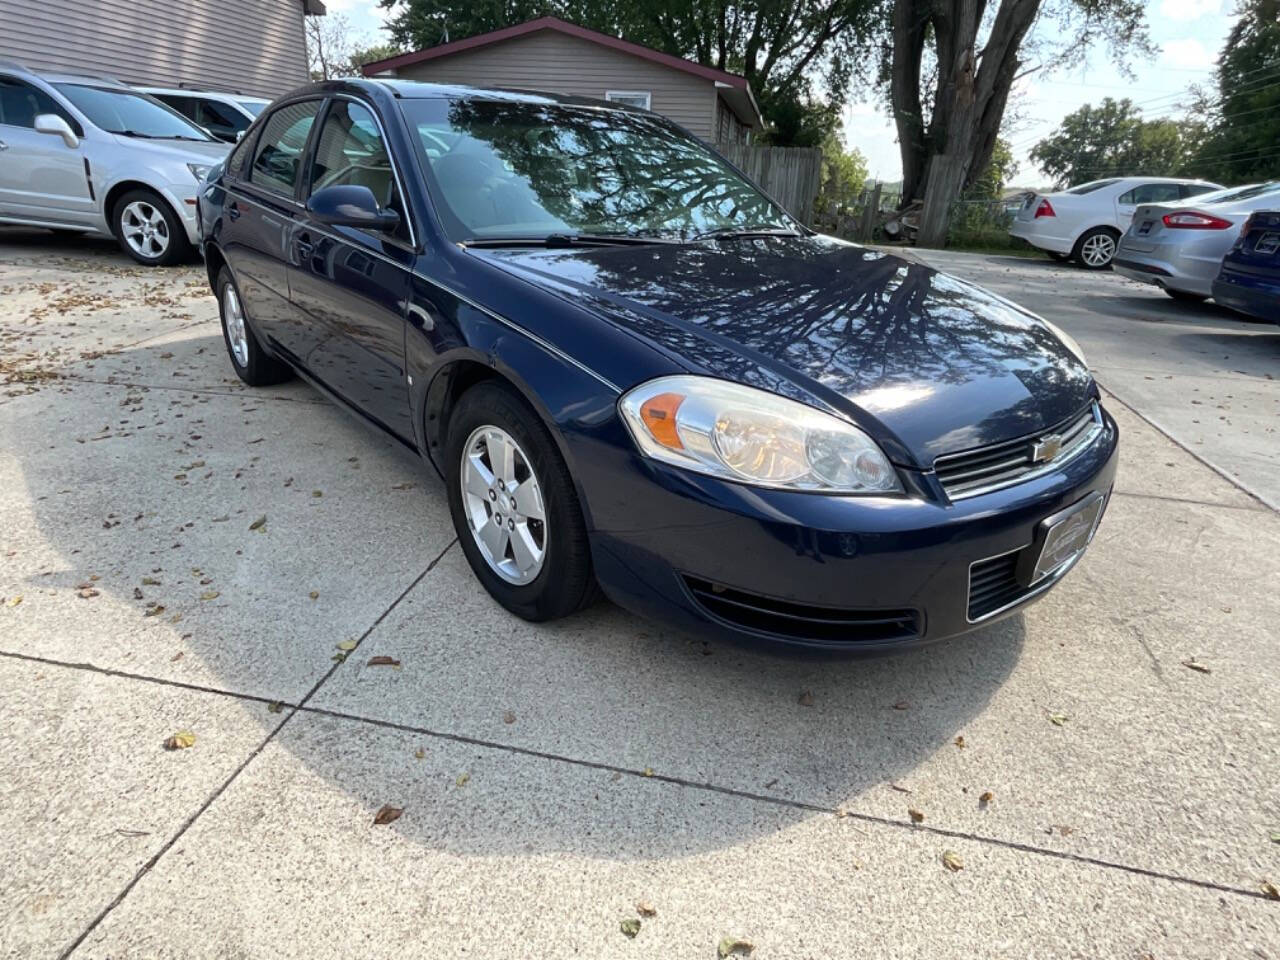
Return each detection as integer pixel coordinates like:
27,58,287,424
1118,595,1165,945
1118,183,1182,205
250,99,322,198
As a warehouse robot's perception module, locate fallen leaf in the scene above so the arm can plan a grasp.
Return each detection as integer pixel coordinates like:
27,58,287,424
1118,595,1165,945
336,639,358,651
1180,659,1211,674
892,700,910,710
636,900,657,917
144,604,165,617
1270,831,1280,845
78,587,100,599
367,656,400,667
889,782,912,794
332,652,347,663
642,767,655,777
163,730,196,751
979,790,994,807
142,576,161,586
502,710,516,724
267,701,283,713
414,747,425,760
312,490,323,498
199,590,219,601
133,587,144,600
941,849,964,872
908,807,925,824
308,591,319,600
1048,713,1070,727
718,936,755,958
170,651,184,662
1261,881,1279,901
456,772,470,787
835,807,848,818
391,482,416,490
797,690,815,707
372,804,402,826
620,918,641,939
5,596,22,607
248,515,267,530
954,735,966,749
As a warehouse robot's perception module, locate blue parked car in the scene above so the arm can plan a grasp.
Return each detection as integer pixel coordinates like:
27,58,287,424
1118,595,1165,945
199,79,1119,653
1213,210,1280,322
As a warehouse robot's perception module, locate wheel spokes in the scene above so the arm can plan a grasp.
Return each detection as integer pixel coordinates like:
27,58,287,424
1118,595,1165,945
477,515,509,561
510,478,544,521
509,523,541,572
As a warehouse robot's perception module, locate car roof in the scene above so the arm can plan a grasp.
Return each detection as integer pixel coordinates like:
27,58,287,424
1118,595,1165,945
274,77,648,114
136,86,269,103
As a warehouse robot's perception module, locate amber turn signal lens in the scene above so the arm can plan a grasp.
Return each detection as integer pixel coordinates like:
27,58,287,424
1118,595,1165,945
639,392,685,449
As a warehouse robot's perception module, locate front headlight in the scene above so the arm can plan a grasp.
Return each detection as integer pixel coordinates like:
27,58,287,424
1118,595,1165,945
619,375,903,494
187,162,212,183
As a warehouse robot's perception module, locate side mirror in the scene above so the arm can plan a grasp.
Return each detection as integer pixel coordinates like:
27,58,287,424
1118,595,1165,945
306,184,399,232
34,113,78,149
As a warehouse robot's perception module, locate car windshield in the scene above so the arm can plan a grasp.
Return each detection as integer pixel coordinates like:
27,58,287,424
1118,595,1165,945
1065,179,1122,195
238,100,266,117
401,97,794,242
53,83,212,140
1197,182,1280,205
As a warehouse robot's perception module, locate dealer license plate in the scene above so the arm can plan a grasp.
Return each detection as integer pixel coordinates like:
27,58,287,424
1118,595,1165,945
1021,492,1106,585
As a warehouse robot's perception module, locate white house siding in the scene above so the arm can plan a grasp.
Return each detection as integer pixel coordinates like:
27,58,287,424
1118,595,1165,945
0,0,311,98
386,31,721,142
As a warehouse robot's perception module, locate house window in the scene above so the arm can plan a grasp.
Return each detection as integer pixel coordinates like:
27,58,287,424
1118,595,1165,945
605,90,651,110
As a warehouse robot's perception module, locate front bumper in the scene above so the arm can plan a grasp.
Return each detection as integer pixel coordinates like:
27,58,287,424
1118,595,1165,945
588,407,1119,655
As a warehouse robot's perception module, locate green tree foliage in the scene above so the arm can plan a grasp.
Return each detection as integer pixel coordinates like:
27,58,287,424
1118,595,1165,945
1031,98,1198,186
1191,0,1280,183
818,133,869,208
377,0,881,146
966,139,1018,200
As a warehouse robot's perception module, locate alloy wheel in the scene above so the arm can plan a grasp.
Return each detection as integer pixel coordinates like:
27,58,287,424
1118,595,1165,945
223,284,250,367
460,425,547,585
1080,233,1116,267
120,200,170,260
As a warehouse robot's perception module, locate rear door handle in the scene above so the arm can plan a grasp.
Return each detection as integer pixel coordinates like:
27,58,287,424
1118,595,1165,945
227,201,240,220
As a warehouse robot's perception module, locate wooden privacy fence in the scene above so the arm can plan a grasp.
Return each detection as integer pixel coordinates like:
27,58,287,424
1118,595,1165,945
717,143,823,226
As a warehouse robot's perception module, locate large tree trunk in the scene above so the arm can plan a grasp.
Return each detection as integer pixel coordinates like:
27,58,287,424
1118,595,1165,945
894,0,1041,247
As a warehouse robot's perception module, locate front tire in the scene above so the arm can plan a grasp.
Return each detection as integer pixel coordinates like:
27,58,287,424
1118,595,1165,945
445,381,595,621
1072,227,1120,270
215,267,291,386
112,188,190,266
1165,288,1208,304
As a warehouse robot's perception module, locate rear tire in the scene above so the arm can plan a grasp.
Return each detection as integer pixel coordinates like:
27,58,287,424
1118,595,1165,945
445,381,596,622
215,267,292,386
1072,227,1120,270
1164,288,1208,304
112,188,191,266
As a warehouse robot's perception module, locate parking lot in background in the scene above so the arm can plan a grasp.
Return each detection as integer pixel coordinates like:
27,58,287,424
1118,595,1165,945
2,229,1278,958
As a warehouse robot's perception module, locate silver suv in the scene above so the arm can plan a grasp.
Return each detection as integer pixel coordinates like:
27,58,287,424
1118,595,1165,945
0,62,231,266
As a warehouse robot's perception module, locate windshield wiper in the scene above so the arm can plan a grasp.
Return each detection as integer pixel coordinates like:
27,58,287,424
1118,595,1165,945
461,233,680,249
115,129,160,138
691,226,803,241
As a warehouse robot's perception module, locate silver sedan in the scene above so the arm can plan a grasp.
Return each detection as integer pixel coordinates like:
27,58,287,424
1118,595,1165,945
1114,182,1280,302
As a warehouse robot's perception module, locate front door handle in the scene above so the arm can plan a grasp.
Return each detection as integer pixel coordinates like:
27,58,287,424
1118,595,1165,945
227,201,240,221
296,232,315,259
0,139,8,150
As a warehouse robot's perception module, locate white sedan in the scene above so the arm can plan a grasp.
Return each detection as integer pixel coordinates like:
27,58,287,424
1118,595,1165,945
1010,177,1222,269
1113,182,1280,302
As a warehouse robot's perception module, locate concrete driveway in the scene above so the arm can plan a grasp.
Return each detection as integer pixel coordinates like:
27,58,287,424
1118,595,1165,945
2,231,1278,959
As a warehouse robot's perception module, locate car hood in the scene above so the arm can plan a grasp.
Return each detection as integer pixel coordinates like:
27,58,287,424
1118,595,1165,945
108,134,231,165
473,235,1094,467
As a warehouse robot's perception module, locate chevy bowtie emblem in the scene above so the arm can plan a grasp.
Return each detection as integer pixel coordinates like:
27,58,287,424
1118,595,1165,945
1032,434,1064,463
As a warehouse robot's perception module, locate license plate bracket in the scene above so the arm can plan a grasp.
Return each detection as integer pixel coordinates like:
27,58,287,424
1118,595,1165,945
1016,491,1107,587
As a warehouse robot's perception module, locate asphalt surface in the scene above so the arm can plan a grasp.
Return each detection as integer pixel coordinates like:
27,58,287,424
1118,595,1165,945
1,230,1278,959
900,248,1280,509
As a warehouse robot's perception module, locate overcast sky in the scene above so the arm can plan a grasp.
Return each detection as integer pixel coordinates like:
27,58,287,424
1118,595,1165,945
334,0,1233,190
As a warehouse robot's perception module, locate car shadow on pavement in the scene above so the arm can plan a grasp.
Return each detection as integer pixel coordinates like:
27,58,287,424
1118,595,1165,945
6,328,1028,862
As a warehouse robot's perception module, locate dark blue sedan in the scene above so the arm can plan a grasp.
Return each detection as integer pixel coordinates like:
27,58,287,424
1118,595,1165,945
199,79,1118,653
1212,210,1280,322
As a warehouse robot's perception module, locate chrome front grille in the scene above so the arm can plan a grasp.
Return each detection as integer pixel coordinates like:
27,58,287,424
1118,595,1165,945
934,403,1103,501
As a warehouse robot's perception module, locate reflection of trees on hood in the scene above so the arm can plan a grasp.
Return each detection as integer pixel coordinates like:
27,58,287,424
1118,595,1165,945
443,100,781,235
543,239,1079,400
